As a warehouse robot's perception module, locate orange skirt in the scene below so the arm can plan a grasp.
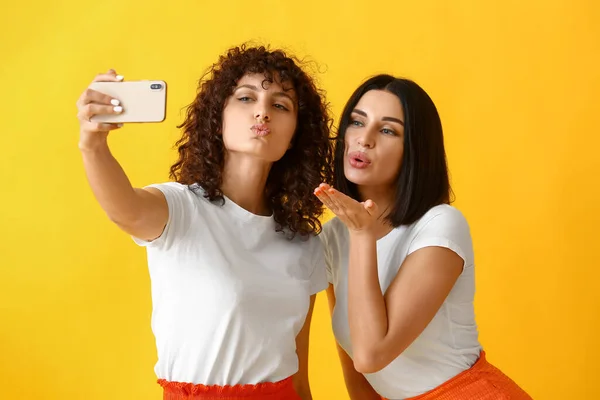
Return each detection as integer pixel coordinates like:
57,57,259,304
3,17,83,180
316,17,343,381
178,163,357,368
159,376,301,400
385,351,531,400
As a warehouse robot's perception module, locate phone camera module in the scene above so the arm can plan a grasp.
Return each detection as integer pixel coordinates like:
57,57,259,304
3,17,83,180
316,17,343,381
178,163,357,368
150,83,163,90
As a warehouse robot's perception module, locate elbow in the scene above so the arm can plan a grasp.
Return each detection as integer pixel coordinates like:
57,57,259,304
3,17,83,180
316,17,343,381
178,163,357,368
352,349,386,374
353,359,384,374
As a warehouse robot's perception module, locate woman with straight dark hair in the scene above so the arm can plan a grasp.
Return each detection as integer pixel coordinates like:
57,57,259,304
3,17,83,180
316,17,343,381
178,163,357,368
315,75,531,399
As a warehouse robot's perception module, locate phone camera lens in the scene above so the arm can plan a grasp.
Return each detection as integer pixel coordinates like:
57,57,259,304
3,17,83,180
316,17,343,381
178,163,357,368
150,83,162,90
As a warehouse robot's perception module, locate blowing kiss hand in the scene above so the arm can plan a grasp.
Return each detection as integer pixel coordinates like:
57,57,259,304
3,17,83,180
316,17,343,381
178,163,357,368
313,183,379,233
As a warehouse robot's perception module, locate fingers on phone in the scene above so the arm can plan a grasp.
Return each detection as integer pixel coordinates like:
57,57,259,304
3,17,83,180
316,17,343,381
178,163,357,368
78,103,124,122
79,88,118,107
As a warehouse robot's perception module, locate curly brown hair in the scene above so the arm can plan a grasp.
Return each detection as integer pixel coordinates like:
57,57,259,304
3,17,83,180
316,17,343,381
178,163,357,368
169,44,334,238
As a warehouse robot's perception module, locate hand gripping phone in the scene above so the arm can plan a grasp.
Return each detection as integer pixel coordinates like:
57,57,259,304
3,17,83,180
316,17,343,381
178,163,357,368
89,80,167,123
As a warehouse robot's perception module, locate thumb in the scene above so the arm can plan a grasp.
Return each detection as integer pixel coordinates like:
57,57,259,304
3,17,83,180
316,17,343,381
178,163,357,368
363,199,378,215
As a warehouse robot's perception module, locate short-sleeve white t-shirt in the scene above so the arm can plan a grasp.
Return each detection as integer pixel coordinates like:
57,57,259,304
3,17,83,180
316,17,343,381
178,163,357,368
133,182,328,386
322,204,482,399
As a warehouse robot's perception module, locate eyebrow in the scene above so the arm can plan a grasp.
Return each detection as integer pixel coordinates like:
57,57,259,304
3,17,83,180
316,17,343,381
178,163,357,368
234,84,297,109
352,108,404,126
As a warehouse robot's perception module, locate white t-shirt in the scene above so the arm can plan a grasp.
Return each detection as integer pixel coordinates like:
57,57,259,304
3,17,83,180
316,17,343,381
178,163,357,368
133,182,328,386
322,204,482,400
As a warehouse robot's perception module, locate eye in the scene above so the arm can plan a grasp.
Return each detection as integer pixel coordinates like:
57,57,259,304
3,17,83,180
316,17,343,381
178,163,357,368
381,128,396,135
238,96,253,102
274,103,290,111
350,119,364,127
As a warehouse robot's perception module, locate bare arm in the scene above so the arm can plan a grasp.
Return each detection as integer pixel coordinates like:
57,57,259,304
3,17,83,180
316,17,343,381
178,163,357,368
313,186,464,374
77,70,168,241
293,294,316,400
348,232,463,373
326,285,381,400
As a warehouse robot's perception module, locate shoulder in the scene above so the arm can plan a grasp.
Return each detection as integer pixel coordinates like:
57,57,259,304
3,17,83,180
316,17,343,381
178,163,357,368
322,216,347,239
414,204,470,233
320,217,350,263
147,182,212,205
143,182,217,223
320,216,349,249
408,204,474,264
145,181,194,197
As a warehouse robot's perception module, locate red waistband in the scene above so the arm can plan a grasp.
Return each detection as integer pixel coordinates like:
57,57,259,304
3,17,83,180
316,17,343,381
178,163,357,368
159,376,300,400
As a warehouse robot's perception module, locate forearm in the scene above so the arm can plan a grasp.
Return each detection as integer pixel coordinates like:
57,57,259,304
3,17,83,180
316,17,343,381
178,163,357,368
348,232,388,366
80,140,142,225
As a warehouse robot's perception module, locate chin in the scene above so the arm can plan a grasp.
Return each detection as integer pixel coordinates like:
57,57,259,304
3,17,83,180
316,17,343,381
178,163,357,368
255,147,288,163
343,167,372,186
228,142,288,162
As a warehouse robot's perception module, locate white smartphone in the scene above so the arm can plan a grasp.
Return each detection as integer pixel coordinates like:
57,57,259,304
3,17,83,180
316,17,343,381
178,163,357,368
89,80,167,123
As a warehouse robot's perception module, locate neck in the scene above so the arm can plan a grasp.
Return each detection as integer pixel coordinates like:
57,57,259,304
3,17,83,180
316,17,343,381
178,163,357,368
221,153,273,216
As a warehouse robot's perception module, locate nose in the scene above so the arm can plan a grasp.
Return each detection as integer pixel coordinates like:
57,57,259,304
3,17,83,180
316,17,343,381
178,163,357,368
255,109,270,123
357,129,375,149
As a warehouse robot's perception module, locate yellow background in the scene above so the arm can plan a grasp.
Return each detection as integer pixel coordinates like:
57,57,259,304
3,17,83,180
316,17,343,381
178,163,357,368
1,1,598,399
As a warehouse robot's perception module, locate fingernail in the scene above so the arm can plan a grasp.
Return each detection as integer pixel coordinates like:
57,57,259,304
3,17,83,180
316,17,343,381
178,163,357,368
117,123,124,127
116,75,124,81
111,99,120,106
114,106,123,113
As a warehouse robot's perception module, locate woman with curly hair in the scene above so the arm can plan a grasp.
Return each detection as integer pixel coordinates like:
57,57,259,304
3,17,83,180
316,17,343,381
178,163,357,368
76,45,333,400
